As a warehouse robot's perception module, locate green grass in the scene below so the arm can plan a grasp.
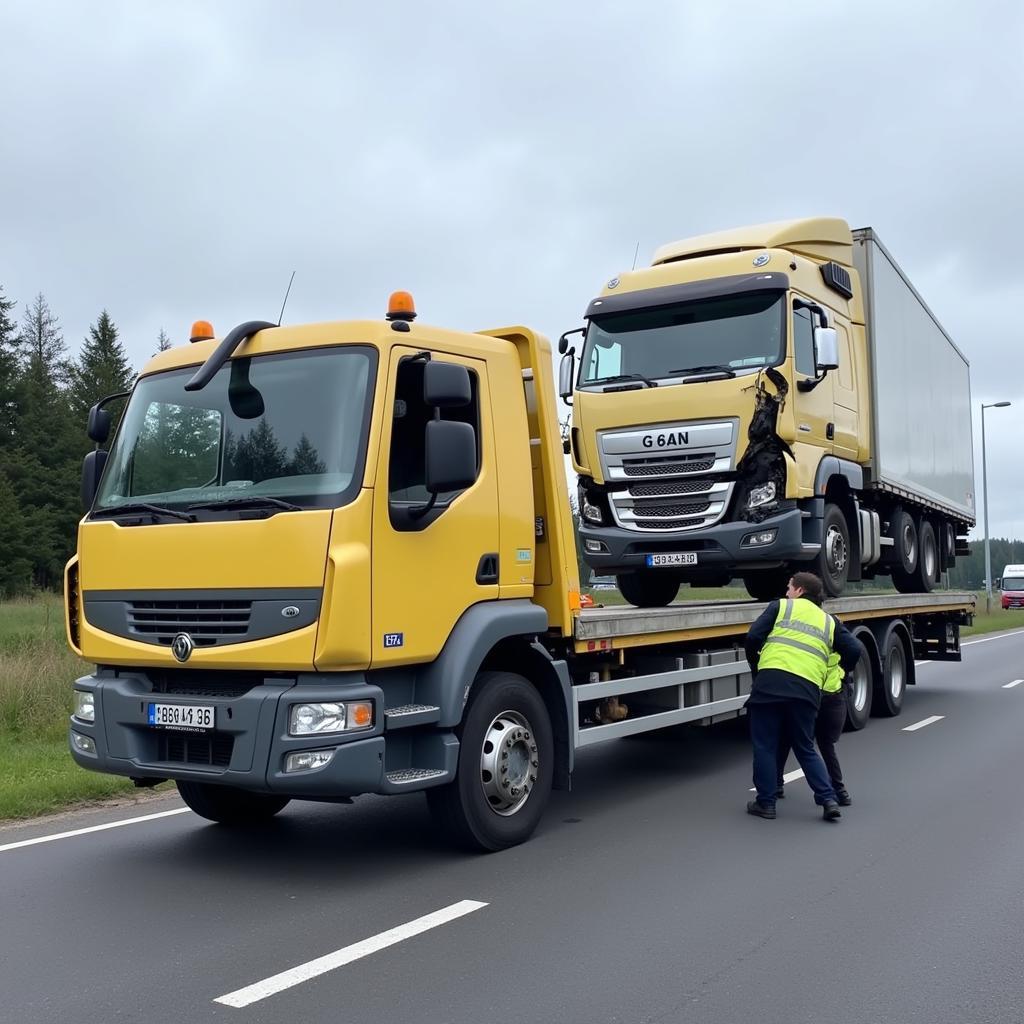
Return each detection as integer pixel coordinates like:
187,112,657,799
2,587,1020,822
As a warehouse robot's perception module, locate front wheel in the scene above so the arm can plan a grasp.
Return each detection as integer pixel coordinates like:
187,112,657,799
176,781,290,824
426,672,554,852
616,571,680,608
815,502,850,598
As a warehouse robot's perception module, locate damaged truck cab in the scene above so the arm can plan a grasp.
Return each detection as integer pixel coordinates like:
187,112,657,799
564,218,974,605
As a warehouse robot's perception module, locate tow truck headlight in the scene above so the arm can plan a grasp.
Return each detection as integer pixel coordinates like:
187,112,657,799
746,482,777,510
74,691,95,722
288,701,373,736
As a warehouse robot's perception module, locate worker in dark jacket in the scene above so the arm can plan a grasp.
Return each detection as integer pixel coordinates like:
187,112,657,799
744,571,861,821
776,651,852,805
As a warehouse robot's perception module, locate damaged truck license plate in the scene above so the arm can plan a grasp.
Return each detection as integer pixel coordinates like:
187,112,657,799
147,703,214,731
646,553,698,568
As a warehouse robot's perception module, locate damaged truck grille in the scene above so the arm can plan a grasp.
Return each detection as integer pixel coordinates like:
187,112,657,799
598,419,739,533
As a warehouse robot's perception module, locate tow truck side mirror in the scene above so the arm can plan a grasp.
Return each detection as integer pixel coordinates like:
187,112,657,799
814,326,839,373
559,351,575,403
81,450,108,509
425,420,477,493
424,360,471,408
87,405,112,444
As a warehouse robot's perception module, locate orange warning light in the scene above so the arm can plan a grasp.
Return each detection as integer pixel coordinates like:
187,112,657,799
386,291,417,322
189,320,215,343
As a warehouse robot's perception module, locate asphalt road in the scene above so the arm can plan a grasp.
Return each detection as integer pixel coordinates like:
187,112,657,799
3,629,1024,1024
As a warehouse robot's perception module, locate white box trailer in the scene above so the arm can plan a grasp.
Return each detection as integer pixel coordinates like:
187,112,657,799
852,229,975,524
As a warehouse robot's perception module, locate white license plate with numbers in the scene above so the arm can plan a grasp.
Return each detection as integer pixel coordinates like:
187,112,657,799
645,553,698,567
147,703,214,731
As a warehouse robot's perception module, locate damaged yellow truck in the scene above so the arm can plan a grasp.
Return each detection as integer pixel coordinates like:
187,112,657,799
563,218,975,605
66,295,974,850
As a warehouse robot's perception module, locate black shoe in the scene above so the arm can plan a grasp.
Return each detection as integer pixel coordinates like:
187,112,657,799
822,801,841,821
835,788,852,807
775,787,786,799
747,800,776,819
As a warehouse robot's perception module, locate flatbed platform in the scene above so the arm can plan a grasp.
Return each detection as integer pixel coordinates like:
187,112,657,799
573,592,976,651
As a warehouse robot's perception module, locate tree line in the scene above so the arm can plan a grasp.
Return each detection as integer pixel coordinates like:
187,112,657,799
0,286,149,596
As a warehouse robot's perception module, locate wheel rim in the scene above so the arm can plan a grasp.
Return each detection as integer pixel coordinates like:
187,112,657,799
902,523,917,565
852,656,869,713
924,536,937,580
825,524,848,579
479,710,538,816
889,643,906,701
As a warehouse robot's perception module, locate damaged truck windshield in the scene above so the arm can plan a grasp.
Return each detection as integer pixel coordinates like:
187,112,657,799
579,291,785,386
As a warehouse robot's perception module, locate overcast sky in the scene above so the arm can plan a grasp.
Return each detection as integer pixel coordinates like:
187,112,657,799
3,1,1023,538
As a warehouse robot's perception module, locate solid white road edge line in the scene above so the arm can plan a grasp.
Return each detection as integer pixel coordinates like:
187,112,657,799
0,807,190,854
214,900,489,1008
1002,679,1024,689
902,715,945,732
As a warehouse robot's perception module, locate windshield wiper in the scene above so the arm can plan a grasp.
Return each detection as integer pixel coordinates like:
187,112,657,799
588,373,659,389
186,496,303,513
92,502,195,523
668,364,737,379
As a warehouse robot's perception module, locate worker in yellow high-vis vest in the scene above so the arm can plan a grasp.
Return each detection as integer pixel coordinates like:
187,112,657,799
744,572,861,822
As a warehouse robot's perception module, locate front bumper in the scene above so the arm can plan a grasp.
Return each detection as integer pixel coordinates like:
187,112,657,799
580,506,818,574
68,670,452,798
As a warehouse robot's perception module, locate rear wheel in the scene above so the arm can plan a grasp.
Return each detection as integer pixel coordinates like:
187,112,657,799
815,502,851,598
891,510,919,593
742,567,791,602
616,572,680,607
843,642,874,731
907,520,938,593
426,672,553,852
176,781,290,824
873,629,908,717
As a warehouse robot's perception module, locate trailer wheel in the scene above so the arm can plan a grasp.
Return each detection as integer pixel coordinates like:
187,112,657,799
816,502,850,597
176,781,290,824
843,642,873,731
617,572,680,607
907,520,938,593
873,629,908,717
891,510,919,593
742,567,791,602
426,672,553,852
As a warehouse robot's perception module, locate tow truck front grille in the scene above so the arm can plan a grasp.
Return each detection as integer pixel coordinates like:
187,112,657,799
128,600,252,646
158,732,234,767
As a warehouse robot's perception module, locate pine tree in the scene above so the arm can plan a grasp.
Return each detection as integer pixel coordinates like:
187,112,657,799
20,292,68,387
155,328,172,354
69,310,134,422
0,284,18,446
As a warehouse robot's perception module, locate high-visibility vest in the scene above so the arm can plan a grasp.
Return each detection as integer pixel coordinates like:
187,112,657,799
757,597,836,689
822,652,844,694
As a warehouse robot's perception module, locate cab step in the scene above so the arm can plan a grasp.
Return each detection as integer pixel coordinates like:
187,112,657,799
384,704,441,728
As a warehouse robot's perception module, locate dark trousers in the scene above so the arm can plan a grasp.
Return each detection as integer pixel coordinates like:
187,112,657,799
749,699,837,807
777,691,846,792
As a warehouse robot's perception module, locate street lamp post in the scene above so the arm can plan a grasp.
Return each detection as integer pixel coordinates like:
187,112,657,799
982,400,1011,614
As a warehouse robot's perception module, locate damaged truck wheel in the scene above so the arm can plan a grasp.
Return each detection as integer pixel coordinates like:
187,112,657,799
616,572,681,608
814,503,850,598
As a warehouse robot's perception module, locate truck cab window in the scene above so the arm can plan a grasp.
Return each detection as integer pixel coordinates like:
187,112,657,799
793,306,816,377
389,357,480,516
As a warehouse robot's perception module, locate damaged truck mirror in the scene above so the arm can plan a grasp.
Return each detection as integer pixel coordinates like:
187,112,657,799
559,351,576,403
814,326,839,372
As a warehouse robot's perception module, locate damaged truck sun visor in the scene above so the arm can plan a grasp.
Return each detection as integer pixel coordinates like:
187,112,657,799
584,272,790,319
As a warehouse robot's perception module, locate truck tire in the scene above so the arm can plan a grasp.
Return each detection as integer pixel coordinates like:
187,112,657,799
843,641,873,731
907,520,938,593
815,502,850,598
742,567,791,602
426,671,553,852
873,629,908,717
176,781,290,824
891,510,919,593
616,572,680,607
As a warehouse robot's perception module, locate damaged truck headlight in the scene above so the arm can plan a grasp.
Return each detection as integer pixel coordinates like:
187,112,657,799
581,496,603,525
746,481,777,510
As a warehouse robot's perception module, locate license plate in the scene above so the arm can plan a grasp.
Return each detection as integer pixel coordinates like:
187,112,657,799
147,703,214,731
645,553,698,568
